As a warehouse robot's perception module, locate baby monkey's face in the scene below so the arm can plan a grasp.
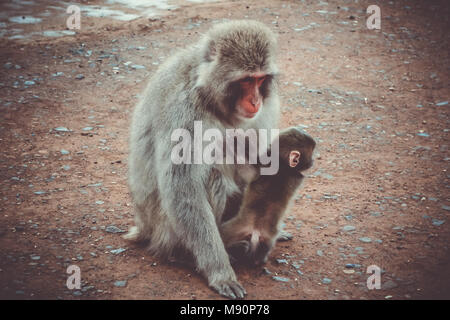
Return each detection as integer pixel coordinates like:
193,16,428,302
226,233,276,267
278,127,316,173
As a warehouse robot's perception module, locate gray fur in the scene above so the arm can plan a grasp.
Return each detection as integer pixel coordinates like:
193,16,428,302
126,20,280,299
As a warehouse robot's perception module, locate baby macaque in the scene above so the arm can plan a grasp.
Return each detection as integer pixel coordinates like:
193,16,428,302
221,127,316,265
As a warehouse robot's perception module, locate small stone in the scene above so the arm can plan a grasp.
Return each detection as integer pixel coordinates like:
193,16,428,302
345,263,361,269
436,101,448,106
359,237,372,243
24,80,35,86
114,280,127,287
110,248,126,255
75,74,85,80
343,269,355,274
131,64,145,70
316,250,324,257
60,149,70,155
442,205,450,211
277,231,293,241
432,219,445,226
272,276,290,282
342,225,356,232
276,259,289,264
34,191,46,195
416,132,430,137
105,225,125,233
62,165,71,171
82,127,94,131
322,278,332,284
54,127,70,132
30,255,40,260
95,200,104,205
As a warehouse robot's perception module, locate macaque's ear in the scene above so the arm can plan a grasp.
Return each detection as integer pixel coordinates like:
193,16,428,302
289,150,301,168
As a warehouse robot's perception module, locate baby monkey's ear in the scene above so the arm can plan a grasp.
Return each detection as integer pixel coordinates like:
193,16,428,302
289,150,301,168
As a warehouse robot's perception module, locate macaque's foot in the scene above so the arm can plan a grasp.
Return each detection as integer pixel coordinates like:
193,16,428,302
209,276,246,299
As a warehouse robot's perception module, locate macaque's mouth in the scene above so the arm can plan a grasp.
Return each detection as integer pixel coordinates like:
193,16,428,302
239,110,258,119
244,112,257,118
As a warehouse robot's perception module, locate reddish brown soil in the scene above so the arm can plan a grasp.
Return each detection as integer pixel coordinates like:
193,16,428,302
0,0,449,300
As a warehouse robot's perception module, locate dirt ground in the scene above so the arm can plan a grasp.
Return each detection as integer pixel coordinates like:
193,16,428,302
0,0,449,300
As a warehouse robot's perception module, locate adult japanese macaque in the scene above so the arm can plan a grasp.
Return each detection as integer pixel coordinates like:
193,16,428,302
125,20,280,299
221,127,316,266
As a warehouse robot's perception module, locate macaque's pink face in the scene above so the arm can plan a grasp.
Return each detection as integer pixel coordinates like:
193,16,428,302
236,75,267,119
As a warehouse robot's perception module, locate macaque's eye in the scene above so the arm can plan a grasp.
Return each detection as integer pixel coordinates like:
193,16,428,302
256,76,266,86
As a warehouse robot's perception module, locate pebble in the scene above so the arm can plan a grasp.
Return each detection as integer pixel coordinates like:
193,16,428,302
345,263,361,269
370,211,382,217
110,248,126,255
276,259,288,264
131,64,145,70
272,276,290,282
82,127,94,131
442,205,450,211
54,127,70,132
342,225,356,232
322,278,332,284
60,149,70,155
432,219,445,226
75,74,85,80
24,80,35,86
435,101,448,106
416,132,430,137
278,231,293,241
105,225,125,233
359,237,372,243
114,280,127,287
343,269,355,274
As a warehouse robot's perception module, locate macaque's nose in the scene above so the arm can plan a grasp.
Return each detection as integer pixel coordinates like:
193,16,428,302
251,96,260,107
